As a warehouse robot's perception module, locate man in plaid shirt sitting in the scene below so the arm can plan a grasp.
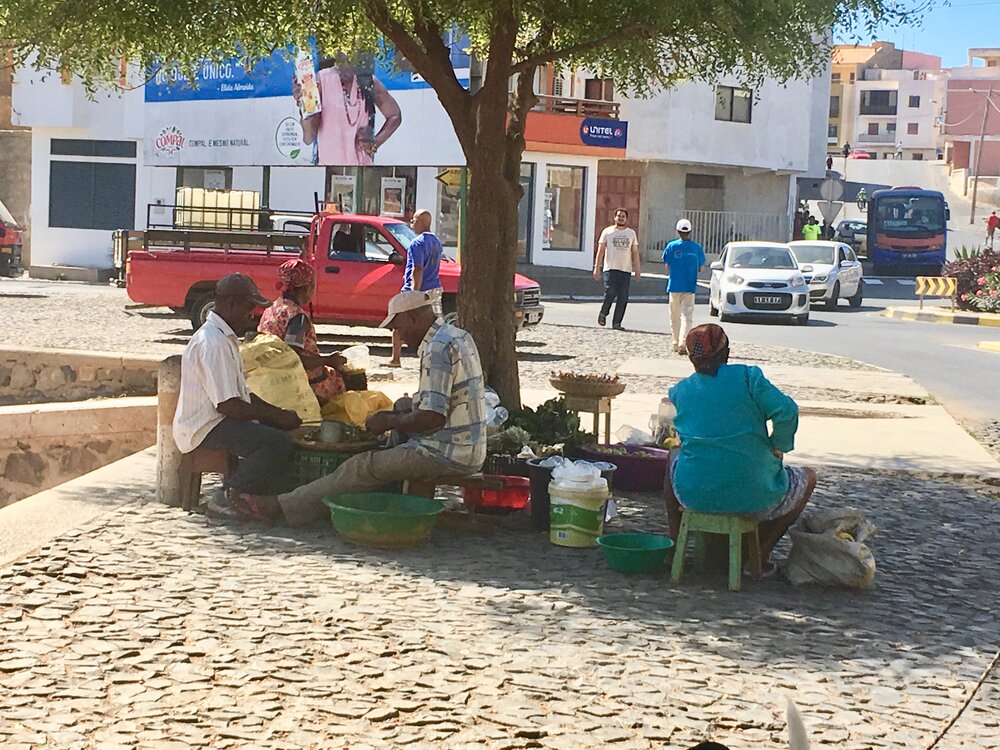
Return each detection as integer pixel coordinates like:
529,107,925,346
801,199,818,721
273,290,487,526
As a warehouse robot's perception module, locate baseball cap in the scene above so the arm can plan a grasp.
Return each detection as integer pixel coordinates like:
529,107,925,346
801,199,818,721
380,290,435,328
216,273,269,306
676,219,692,233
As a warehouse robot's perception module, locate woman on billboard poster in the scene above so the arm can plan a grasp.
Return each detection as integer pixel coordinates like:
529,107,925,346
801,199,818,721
294,51,402,166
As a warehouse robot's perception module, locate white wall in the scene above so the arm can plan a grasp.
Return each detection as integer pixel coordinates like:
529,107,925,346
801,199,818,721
268,167,326,212
621,76,822,173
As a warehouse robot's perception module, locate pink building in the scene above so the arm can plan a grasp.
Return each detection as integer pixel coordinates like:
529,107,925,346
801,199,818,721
943,50,1000,176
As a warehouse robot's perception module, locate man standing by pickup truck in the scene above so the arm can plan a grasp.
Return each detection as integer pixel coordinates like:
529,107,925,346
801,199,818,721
173,273,302,519
387,209,443,367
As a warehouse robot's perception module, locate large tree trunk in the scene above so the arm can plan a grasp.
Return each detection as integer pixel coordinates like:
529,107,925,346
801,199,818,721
452,70,534,410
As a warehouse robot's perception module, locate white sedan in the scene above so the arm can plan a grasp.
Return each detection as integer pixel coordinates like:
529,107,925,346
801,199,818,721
708,242,810,326
788,240,864,310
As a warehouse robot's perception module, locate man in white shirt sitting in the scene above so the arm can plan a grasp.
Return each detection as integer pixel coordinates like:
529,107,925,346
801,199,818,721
172,273,302,519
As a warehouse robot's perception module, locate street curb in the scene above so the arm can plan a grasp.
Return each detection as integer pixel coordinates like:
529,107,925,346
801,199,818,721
882,306,1000,327
978,341,1000,352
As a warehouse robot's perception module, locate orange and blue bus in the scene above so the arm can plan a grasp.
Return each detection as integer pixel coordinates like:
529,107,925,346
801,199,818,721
866,188,949,272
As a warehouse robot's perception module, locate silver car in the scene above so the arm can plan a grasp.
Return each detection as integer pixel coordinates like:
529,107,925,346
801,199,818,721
788,241,864,309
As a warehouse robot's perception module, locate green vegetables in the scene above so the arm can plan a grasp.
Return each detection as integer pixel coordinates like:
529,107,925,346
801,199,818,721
488,397,594,456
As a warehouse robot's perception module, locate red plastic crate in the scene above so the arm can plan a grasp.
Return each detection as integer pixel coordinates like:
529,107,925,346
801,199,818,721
462,475,531,513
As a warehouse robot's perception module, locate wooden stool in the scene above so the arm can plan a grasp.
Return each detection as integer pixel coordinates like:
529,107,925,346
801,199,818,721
563,394,613,444
179,448,234,511
670,509,763,592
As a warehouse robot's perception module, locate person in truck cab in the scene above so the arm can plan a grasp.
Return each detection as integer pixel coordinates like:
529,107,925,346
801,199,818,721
173,273,302,519
242,290,486,525
258,258,348,410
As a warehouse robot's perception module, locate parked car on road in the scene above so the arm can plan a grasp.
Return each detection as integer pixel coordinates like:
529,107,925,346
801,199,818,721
0,199,24,278
788,240,864,310
708,242,810,326
847,150,874,160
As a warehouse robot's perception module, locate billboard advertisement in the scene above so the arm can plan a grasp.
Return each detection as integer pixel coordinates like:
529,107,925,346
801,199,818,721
144,36,469,167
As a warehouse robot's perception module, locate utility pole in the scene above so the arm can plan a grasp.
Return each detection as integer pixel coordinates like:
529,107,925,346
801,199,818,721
970,85,993,226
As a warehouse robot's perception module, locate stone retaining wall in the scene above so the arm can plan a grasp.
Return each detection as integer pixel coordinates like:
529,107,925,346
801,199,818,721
0,397,156,507
0,347,159,406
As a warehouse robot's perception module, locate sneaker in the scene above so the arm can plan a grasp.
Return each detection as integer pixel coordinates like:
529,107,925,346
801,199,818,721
597,314,607,327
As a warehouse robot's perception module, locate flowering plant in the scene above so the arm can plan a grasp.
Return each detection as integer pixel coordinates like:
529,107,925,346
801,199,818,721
945,248,1000,311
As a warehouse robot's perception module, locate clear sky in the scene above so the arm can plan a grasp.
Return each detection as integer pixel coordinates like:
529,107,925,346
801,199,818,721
839,1,1000,68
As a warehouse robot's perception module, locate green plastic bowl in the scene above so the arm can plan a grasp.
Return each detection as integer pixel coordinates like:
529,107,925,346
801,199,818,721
323,492,444,549
596,533,675,574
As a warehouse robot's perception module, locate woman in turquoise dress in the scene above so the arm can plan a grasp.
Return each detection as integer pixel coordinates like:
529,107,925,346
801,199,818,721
664,324,817,575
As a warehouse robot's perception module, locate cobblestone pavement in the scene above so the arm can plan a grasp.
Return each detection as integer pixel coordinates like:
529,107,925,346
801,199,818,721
1,470,997,749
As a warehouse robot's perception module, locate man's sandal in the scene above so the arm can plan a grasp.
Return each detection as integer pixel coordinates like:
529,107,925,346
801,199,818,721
230,493,282,523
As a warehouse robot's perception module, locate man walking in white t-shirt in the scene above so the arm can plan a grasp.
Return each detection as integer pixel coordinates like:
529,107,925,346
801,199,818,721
593,208,641,330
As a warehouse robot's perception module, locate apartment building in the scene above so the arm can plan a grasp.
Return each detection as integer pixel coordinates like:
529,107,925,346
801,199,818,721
829,41,944,160
942,49,1000,178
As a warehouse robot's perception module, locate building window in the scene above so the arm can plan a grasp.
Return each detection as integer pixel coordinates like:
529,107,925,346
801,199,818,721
177,167,233,191
517,163,535,260
714,86,752,123
435,169,462,247
860,89,897,115
829,95,840,118
849,72,856,83
50,139,136,158
907,123,919,135
913,152,924,160
49,162,136,231
868,123,879,135
831,72,841,82
325,166,417,219
887,122,896,133
543,165,585,252
828,124,838,139
909,95,921,108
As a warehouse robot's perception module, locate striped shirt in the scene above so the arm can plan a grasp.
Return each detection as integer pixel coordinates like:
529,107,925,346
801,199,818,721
408,319,486,472
173,311,251,454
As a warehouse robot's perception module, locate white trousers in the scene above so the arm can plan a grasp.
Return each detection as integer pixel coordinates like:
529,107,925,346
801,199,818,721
669,292,696,348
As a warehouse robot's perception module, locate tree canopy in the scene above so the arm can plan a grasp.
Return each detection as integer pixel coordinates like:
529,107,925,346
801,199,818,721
2,0,925,97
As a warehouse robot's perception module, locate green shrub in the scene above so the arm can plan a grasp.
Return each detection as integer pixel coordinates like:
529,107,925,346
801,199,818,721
945,248,1000,311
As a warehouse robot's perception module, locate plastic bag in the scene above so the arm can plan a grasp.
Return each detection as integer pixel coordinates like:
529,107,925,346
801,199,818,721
552,459,605,489
616,424,654,446
321,390,393,428
240,334,322,425
785,507,878,588
339,345,370,373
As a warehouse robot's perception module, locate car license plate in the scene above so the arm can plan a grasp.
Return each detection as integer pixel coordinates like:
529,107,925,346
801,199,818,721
526,312,541,324
753,295,782,304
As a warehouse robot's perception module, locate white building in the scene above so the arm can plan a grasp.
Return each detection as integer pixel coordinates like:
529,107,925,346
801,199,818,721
850,68,946,160
13,56,829,272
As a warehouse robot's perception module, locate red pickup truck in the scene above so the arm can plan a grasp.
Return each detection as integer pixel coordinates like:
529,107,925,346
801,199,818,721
121,210,545,331
0,199,23,278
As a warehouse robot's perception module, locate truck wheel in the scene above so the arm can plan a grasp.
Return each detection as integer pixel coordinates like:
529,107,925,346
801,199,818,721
190,292,216,332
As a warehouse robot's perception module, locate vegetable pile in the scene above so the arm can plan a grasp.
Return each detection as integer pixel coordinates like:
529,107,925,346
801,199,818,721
487,397,594,456
551,371,620,384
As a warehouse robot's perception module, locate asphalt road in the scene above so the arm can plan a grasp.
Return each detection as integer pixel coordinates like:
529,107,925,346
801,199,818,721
542,294,1000,431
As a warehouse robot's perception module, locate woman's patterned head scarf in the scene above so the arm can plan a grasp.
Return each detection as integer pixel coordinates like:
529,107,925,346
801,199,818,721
276,258,315,292
685,324,729,372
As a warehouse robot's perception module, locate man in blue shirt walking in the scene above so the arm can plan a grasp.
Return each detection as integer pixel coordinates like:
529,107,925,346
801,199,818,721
388,209,443,367
662,219,705,355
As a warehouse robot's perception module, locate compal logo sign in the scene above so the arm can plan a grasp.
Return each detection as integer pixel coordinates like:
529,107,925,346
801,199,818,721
155,126,185,155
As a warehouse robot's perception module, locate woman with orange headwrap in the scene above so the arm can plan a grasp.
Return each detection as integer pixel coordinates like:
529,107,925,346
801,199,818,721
258,258,346,405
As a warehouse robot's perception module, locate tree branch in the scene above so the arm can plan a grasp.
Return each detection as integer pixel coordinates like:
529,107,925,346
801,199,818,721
510,21,652,75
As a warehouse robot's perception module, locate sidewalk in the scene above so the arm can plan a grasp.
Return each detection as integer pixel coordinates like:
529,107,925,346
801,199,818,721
883,304,1000,327
1,355,998,748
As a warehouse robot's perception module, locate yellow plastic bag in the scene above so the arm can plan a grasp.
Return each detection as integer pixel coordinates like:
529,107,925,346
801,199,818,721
320,390,393,427
239,334,322,425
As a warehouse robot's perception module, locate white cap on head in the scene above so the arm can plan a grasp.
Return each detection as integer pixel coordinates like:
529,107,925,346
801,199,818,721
379,290,435,328
676,219,692,233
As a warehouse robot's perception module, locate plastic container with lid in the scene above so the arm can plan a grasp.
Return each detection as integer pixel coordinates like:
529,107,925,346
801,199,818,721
549,472,610,548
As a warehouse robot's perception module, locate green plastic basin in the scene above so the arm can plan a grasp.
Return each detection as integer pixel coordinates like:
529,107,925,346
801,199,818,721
323,492,444,549
596,533,675,574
